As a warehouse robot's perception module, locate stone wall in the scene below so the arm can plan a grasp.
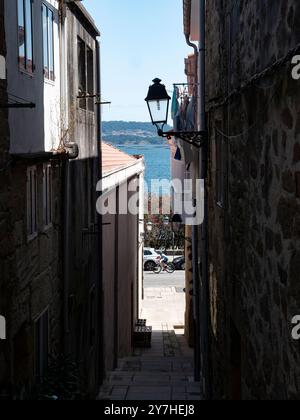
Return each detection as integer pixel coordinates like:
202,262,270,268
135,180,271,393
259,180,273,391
0,159,63,398
206,0,300,399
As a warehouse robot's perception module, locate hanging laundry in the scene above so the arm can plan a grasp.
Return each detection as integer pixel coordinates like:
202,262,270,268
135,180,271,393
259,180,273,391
171,86,179,120
174,146,182,161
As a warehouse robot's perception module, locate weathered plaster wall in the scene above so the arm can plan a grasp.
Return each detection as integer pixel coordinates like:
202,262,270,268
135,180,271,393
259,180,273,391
102,181,140,374
64,6,101,398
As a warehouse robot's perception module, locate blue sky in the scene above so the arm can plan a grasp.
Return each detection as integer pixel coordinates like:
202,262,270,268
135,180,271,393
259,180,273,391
83,0,190,122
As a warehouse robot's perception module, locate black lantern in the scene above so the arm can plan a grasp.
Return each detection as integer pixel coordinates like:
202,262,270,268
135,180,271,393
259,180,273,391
163,215,170,226
146,222,153,233
145,78,171,130
145,78,207,148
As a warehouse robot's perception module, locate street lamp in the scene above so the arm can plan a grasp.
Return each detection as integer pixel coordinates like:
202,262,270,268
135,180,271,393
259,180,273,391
163,215,170,226
145,78,207,148
145,78,171,128
146,222,153,233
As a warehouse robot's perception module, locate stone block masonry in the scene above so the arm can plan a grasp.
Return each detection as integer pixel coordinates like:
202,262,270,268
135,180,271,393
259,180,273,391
205,0,300,400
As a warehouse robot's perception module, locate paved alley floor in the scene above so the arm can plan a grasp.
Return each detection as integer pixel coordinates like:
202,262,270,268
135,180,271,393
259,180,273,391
98,274,202,401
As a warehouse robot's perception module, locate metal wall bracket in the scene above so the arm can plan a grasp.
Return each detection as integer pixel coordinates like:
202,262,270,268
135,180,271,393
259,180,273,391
157,129,207,149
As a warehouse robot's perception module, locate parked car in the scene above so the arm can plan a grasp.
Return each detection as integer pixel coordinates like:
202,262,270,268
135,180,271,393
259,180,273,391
144,248,161,271
173,256,185,271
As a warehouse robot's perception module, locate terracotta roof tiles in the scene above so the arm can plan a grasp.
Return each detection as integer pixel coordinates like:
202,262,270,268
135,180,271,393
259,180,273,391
102,141,140,175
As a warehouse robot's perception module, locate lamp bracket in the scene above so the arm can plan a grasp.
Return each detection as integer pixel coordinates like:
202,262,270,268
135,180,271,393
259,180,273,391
157,129,207,149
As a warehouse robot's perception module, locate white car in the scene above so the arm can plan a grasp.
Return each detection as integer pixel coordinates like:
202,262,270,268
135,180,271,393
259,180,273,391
144,248,161,271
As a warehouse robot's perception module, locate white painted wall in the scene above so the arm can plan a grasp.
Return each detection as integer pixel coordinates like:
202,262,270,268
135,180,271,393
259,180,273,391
5,0,60,154
44,1,61,151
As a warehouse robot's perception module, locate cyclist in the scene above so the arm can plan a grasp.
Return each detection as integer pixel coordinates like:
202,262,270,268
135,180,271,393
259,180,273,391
159,254,168,271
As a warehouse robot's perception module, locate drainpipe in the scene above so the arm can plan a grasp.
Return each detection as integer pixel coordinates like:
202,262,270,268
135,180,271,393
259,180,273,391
184,2,201,385
198,0,211,400
59,0,71,355
184,13,201,388
96,39,104,387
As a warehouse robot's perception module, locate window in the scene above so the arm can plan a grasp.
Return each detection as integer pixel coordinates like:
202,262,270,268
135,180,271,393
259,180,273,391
18,0,34,72
34,309,49,383
27,166,37,240
78,38,86,109
42,4,54,81
43,164,52,228
87,47,94,111
77,38,94,110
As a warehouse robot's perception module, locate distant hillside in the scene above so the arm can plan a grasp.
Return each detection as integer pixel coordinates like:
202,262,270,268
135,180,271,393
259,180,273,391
102,121,172,145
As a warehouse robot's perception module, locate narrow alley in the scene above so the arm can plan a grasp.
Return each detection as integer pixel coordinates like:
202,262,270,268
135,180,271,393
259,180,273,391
98,273,202,401
1,0,300,403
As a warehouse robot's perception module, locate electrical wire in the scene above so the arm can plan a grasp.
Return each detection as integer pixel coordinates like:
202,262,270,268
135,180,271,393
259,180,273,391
213,84,278,140
209,41,300,139
208,42,300,112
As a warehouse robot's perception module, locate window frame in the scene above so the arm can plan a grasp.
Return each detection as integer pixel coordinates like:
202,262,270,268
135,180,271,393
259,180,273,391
43,163,52,230
42,3,55,81
77,37,95,111
86,46,94,112
17,0,34,74
27,166,38,241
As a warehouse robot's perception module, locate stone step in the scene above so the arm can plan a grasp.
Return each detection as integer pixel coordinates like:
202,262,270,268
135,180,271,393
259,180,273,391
103,376,197,387
117,357,193,364
107,371,195,378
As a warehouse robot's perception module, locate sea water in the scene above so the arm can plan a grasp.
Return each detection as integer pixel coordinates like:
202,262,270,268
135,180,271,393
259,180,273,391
116,144,171,195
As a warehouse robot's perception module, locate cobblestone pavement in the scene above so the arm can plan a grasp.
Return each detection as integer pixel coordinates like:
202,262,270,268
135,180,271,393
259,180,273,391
98,286,202,401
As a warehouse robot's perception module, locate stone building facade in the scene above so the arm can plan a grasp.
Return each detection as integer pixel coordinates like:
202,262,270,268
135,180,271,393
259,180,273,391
62,1,103,398
205,0,300,399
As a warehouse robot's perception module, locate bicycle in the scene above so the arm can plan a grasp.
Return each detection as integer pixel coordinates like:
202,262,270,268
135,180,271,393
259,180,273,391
153,262,175,274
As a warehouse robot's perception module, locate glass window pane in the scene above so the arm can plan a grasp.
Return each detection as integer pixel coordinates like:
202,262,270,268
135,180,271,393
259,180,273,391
87,47,94,111
25,0,33,72
48,9,54,80
42,5,49,78
78,38,86,109
18,0,25,68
